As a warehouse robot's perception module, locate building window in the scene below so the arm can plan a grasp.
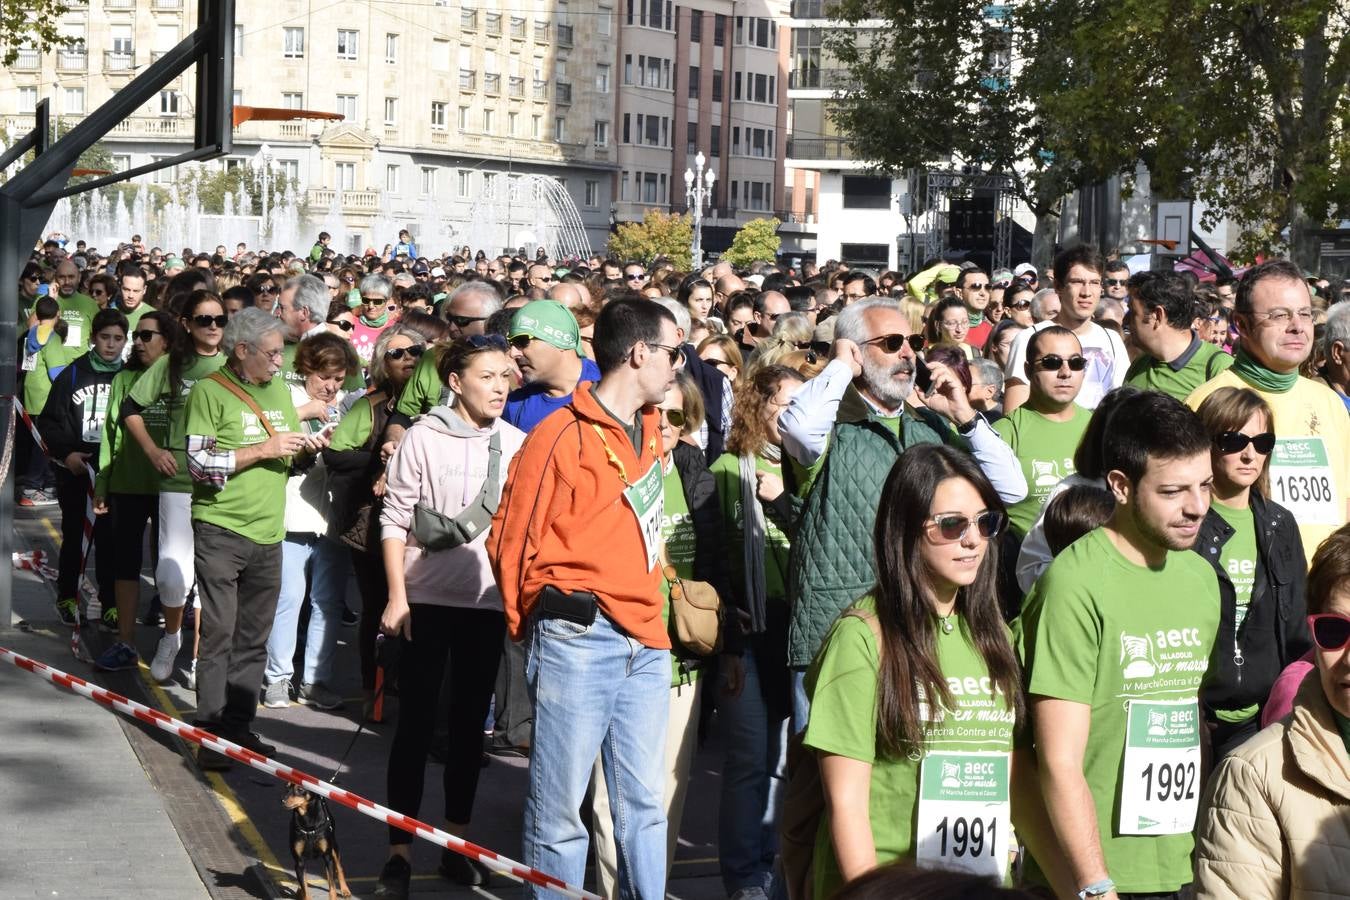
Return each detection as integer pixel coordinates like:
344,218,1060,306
555,116,566,142
421,166,437,196
598,4,612,35
596,64,610,94
233,23,243,56
483,108,495,133
283,27,305,58
432,39,450,70
158,90,179,116
532,115,541,139
457,170,471,197
17,87,36,113
712,69,723,102
687,121,698,154
153,156,175,184
713,13,725,46
458,106,469,130
64,87,85,115
594,121,609,148
335,161,355,190
282,92,304,109
585,180,599,208
386,164,400,193
112,154,131,172
842,175,892,209
689,9,702,42
232,89,243,107
430,101,446,129
279,159,299,181
508,111,519,135
337,29,359,60
689,65,700,98
710,124,721,156
385,33,398,64
336,94,357,120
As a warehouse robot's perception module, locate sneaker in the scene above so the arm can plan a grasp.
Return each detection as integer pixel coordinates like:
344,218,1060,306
439,849,490,886
99,606,119,634
142,594,164,627
296,681,344,711
54,598,79,628
225,730,276,757
374,855,412,899
94,641,139,672
149,632,182,683
19,488,57,507
197,746,234,771
186,659,197,691
261,680,292,709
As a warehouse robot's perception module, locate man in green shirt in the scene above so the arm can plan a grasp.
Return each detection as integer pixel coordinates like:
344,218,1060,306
1016,391,1220,899
117,267,152,330
1124,271,1233,401
184,308,324,768
53,258,99,351
995,325,1092,537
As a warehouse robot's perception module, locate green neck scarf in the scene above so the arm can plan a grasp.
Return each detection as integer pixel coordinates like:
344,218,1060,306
968,310,984,327
87,352,123,374
361,308,390,328
1232,345,1298,394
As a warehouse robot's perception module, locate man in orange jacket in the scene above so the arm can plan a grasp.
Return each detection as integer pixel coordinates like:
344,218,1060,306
489,298,683,898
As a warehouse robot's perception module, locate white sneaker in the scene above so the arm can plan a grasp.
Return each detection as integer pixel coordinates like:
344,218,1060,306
149,631,182,683
186,658,197,691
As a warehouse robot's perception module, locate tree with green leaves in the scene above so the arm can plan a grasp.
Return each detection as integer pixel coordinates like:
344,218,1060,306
0,0,76,66
607,210,692,268
722,217,782,267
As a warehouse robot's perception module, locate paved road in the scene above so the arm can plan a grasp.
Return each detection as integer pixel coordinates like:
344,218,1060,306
2,505,733,899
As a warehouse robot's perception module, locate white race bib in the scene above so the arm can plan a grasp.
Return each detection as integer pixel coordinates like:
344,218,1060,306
63,323,82,348
1118,699,1201,835
621,458,664,572
82,390,109,443
1269,437,1339,525
915,751,1011,879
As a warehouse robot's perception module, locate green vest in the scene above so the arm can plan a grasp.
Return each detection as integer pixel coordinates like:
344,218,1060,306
786,386,946,667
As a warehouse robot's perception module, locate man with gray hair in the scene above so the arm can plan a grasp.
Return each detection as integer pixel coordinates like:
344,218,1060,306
1318,299,1350,411
1030,287,1060,323
278,274,363,390
969,357,1006,418
444,280,504,339
184,308,328,769
777,296,1026,726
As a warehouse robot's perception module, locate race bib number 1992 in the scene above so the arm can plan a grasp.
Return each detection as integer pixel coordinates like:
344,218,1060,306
1118,699,1200,835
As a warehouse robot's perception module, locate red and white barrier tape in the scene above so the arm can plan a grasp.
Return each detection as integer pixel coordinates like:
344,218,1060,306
0,646,600,900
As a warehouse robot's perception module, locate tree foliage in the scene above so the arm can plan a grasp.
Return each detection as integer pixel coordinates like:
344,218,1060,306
181,164,302,217
722,217,782,267
607,210,692,268
0,0,76,66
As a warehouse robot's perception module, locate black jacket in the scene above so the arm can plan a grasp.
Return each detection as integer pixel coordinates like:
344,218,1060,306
680,343,730,464
1195,491,1311,718
671,440,732,600
37,354,120,469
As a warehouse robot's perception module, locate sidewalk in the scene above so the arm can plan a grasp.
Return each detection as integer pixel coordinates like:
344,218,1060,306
0,596,208,898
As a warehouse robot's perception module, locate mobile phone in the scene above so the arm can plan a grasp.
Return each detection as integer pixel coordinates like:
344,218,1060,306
317,421,339,439
914,357,932,393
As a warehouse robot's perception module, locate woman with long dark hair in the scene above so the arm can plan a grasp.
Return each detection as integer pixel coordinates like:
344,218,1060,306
803,444,1024,896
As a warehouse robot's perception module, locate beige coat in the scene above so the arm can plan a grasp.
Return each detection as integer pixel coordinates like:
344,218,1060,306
1195,677,1350,899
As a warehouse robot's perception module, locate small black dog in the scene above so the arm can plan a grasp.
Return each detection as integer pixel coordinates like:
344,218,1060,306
282,783,351,900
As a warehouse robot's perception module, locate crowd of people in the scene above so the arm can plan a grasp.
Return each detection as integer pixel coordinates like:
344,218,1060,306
15,229,1350,900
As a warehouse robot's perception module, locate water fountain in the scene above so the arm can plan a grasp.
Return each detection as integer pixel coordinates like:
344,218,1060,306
454,172,592,260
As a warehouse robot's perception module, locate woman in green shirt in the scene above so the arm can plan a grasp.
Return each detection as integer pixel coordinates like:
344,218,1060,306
804,444,1024,895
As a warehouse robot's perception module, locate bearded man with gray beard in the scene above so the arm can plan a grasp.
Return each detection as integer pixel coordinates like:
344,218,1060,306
776,297,1028,729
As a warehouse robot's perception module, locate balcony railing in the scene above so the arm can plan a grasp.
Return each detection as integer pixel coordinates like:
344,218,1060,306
104,50,134,72
509,75,525,98
556,81,572,105
486,12,502,35
484,72,501,94
306,188,381,211
510,17,527,38
786,136,854,159
57,50,87,71
789,67,855,90
150,50,167,62
533,22,549,42
105,0,134,7
108,115,190,137
459,69,476,91
461,9,478,30
11,48,39,70
532,79,548,100
557,24,573,46
152,0,182,9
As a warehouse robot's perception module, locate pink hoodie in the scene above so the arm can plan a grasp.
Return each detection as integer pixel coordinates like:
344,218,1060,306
380,406,526,610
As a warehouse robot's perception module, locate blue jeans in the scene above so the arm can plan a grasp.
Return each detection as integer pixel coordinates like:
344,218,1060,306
719,647,790,896
524,611,670,899
264,533,350,686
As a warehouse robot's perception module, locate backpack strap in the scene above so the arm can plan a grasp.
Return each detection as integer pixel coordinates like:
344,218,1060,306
206,370,278,438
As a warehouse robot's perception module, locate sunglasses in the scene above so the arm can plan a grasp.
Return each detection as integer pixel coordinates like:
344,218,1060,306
256,285,277,294
924,510,1007,544
703,357,732,368
1213,431,1276,455
657,407,687,429
132,329,161,342
384,345,426,361
863,333,924,354
450,314,488,328
1006,299,1032,310
1032,354,1087,372
341,276,356,283
965,283,989,291
1308,613,1350,651
331,319,355,331
467,333,509,351
625,273,646,281
192,314,228,328
646,341,683,365
1103,278,1129,287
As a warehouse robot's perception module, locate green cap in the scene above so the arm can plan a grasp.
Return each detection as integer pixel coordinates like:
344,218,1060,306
509,301,580,354
164,255,185,270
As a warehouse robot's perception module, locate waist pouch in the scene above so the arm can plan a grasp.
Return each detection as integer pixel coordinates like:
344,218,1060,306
409,430,501,552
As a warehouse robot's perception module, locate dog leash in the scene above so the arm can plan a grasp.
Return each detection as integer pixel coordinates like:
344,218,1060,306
327,635,391,784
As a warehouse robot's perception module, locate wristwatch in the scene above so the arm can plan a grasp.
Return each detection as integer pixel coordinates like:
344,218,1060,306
1077,878,1115,899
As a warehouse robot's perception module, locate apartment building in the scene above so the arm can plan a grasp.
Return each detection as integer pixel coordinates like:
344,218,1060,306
611,0,789,258
0,0,618,254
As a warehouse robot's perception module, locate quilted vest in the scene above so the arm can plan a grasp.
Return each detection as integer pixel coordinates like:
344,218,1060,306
786,388,945,667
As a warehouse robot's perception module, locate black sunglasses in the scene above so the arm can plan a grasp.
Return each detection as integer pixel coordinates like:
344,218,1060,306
625,273,646,281
657,407,687,429
450,314,488,328
1213,431,1276,455
645,341,683,365
256,285,277,294
1006,299,1032,310
384,345,426,361
132,329,162,342
1103,278,1129,287
1032,354,1087,372
191,314,228,328
331,319,355,331
467,333,509,351
925,510,1007,544
1308,613,1350,651
863,333,924,354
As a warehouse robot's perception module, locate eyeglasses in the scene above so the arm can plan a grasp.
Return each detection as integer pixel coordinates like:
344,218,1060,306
1213,431,1276,455
1308,613,1350,651
703,357,732,368
251,345,284,360
132,329,161,342
924,510,1007,544
645,341,683,365
657,407,687,429
1031,354,1088,372
964,283,989,291
467,333,509,351
1103,278,1129,288
863,333,924,354
331,319,355,332
384,345,426,361
450,314,488,328
1006,300,1032,310
1065,278,1103,290
1249,308,1314,325
192,314,228,328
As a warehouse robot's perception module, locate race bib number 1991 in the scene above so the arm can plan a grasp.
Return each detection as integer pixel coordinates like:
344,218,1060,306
915,751,1011,879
